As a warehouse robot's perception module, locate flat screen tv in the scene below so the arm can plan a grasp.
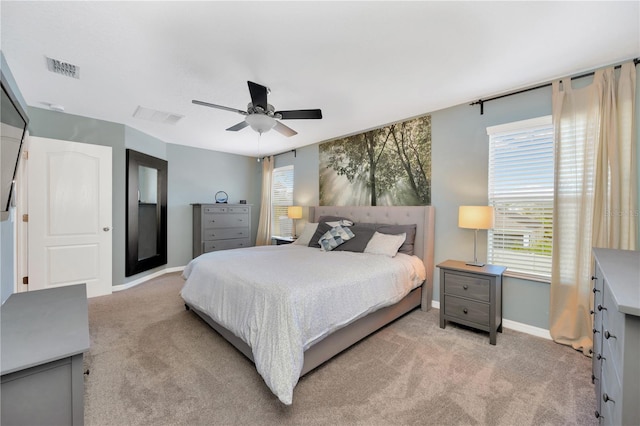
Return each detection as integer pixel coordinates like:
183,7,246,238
1,72,29,221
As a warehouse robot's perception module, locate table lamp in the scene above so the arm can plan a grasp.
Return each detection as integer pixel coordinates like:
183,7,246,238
287,206,303,238
458,206,494,267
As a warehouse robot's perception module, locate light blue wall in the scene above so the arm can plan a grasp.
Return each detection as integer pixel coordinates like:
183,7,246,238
26,108,260,286
431,85,552,329
166,143,260,269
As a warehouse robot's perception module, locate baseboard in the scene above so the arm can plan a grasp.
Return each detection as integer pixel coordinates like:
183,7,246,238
430,300,551,340
113,266,185,292
502,319,551,340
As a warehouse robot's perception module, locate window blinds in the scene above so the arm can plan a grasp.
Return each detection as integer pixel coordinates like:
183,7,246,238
487,116,554,280
271,165,294,237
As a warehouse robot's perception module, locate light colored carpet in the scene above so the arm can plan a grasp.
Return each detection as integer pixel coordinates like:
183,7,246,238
84,272,597,425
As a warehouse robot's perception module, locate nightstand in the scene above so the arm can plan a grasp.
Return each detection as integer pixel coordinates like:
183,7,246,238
437,260,506,345
272,236,295,245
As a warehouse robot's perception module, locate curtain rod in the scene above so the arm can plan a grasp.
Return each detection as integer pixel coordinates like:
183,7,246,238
261,149,296,160
470,58,640,115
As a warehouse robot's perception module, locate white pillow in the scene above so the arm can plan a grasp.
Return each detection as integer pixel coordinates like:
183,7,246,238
364,232,406,257
293,222,319,245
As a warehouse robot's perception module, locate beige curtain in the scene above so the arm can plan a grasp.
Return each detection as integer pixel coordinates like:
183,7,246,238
255,156,274,245
550,62,637,355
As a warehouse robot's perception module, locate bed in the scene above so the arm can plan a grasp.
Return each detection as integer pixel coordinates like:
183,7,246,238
181,205,435,405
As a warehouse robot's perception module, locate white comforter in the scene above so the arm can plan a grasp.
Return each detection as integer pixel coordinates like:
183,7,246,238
180,244,426,405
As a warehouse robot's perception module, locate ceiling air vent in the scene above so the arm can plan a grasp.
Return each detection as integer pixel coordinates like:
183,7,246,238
46,56,80,79
133,106,184,125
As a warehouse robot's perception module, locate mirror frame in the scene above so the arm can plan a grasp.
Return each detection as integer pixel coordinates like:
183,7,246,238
126,149,168,277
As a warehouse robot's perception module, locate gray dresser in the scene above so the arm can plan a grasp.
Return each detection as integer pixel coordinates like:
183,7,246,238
591,248,640,425
192,203,252,258
1,284,90,425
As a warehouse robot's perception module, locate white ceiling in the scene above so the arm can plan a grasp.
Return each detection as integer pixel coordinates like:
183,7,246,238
2,1,638,157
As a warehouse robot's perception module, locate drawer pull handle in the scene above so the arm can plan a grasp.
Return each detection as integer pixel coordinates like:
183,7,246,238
591,275,597,280
590,309,595,315
592,287,600,294
462,285,468,290
597,304,607,311
596,354,605,361
594,410,602,419
593,328,600,334
588,348,593,355
602,393,614,404
463,308,468,314
591,374,597,384
604,330,616,339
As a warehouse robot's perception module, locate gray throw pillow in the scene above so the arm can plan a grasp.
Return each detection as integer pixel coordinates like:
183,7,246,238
332,225,376,252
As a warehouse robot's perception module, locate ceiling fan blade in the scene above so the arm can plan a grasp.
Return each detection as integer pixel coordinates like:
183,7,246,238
247,81,268,111
276,109,323,120
273,121,298,137
192,100,247,115
226,121,249,131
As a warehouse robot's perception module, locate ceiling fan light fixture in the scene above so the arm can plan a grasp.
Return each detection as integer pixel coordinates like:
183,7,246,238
245,114,276,134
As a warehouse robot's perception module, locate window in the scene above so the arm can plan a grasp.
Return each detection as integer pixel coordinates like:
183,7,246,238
487,116,553,280
271,165,294,237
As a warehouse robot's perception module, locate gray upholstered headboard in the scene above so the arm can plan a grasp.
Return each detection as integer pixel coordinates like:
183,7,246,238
309,206,435,311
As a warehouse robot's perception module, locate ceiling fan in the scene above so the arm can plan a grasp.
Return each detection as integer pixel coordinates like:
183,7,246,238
192,81,322,137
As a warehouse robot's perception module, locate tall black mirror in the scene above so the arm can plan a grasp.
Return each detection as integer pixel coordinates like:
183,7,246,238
126,149,167,276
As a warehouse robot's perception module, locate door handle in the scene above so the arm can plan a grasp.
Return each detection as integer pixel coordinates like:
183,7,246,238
103,227,110,232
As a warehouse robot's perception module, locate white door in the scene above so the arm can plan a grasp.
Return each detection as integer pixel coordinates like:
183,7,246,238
28,136,112,298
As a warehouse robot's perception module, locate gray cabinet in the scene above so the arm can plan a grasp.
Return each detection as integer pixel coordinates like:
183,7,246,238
592,248,640,425
192,204,252,258
438,260,506,345
1,284,89,426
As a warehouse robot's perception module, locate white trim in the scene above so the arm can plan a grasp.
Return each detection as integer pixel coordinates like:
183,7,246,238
112,266,185,292
486,115,552,136
430,300,551,340
502,319,552,340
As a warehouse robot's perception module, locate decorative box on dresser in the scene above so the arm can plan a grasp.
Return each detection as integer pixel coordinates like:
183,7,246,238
192,204,252,258
591,248,640,426
437,260,507,345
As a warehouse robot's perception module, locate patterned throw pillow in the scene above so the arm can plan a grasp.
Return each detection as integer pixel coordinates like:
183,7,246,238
318,225,355,252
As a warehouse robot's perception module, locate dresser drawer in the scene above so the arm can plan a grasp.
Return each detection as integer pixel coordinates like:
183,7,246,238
444,295,490,326
203,213,249,229
204,206,228,213
600,356,622,426
443,272,490,302
602,287,626,374
204,238,250,252
228,206,250,214
203,227,249,241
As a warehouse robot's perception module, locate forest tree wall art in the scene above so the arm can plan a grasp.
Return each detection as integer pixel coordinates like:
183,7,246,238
319,115,431,206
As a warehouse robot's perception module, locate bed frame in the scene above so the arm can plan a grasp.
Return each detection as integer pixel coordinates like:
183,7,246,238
186,205,435,376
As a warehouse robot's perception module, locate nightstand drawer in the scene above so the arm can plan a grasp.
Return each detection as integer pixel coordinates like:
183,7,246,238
444,295,490,326
443,271,490,302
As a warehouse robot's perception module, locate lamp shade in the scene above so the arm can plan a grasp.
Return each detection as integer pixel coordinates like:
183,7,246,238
245,114,276,134
287,206,303,219
458,206,494,230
